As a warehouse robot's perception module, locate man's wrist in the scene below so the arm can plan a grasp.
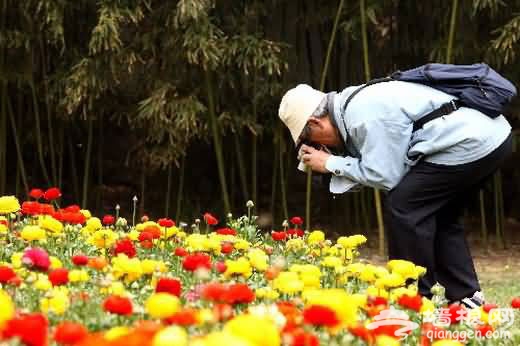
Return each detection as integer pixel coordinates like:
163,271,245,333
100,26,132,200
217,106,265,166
325,155,345,176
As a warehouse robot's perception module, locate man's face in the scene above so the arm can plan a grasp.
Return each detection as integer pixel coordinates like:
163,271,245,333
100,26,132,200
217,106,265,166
301,115,341,148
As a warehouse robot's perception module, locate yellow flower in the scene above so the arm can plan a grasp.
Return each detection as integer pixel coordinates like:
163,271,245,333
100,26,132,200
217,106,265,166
146,293,180,319
303,289,361,326
112,254,143,282
108,281,126,296
164,226,179,239
128,229,140,241
142,259,167,274
375,273,406,289
337,235,367,248
420,297,435,315
195,332,254,346
224,257,252,278
307,230,325,245
0,289,14,328
0,196,20,214
272,271,303,294
86,217,102,230
366,285,389,299
105,326,130,341
376,335,401,346
80,209,92,219
152,326,188,346
50,256,63,269
255,287,280,300
39,216,63,235
234,239,250,251
321,256,343,268
286,238,305,252
247,249,269,272
34,276,52,291
21,225,46,242
40,289,69,315
89,228,118,248
387,260,426,280
225,314,280,346
69,269,89,282
0,224,7,234
11,253,22,268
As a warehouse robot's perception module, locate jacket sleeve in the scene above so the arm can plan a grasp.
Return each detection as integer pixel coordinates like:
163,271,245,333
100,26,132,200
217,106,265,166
325,118,408,191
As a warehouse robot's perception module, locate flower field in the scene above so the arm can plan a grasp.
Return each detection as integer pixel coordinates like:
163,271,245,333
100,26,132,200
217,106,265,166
0,190,519,346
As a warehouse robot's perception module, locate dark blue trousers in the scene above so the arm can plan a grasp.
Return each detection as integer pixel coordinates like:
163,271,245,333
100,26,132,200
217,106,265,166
385,134,512,302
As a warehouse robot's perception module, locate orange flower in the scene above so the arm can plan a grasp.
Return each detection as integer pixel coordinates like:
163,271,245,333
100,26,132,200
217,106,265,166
54,321,88,345
88,256,108,270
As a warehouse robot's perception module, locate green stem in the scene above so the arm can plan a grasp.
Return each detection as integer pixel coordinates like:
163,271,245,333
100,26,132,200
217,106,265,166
279,127,289,221
205,71,231,214
233,130,249,200
251,70,258,208
493,171,504,249
270,131,279,223
446,0,459,64
319,0,345,91
82,116,94,208
0,84,5,195
67,134,80,202
140,170,146,216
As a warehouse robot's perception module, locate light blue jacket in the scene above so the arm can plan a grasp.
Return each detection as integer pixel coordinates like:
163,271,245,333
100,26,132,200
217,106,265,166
325,80,512,194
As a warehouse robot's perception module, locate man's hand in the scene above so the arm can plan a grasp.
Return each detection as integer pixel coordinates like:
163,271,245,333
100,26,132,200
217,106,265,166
298,144,331,174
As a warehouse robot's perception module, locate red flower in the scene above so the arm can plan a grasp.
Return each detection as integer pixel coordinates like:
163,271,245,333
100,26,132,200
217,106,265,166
72,254,89,266
368,296,388,306
3,313,48,346
62,211,86,225
202,282,228,302
43,187,62,201
287,229,305,237
476,324,493,338
221,242,234,254
103,295,133,315
511,297,520,309
102,215,115,225
174,247,188,257
348,324,373,343
156,277,182,297
216,227,236,236
29,188,44,199
138,231,154,242
64,205,81,213
483,303,498,313
144,225,161,239
182,253,212,272
48,268,69,286
215,261,227,273
39,203,55,216
54,321,88,345
303,305,340,327
203,213,218,226
158,218,175,228
290,216,303,226
446,303,467,324
165,309,199,326
223,283,255,305
22,247,51,271
0,265,16,283
291,331,319,346
271,231,287,241
113,238,136,258
397,294,422,312
22,201,42,215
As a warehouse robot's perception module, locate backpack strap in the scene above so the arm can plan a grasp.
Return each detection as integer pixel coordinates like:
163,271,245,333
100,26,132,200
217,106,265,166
340,77,394,115
412,99,462,132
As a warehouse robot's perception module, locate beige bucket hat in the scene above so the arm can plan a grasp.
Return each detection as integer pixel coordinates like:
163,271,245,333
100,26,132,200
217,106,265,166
278,84,326,144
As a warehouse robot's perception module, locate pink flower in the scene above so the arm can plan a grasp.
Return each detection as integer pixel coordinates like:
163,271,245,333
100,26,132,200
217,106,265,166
22,248,51,271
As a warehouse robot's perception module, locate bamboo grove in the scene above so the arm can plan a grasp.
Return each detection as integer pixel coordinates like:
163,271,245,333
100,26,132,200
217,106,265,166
1,0,519,252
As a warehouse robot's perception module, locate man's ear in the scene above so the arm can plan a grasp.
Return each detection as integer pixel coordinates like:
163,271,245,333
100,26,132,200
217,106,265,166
307,116,322,128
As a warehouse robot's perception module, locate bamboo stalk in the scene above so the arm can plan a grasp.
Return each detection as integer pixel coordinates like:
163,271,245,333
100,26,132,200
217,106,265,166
96,114,104,210
58,126,64,188
251,71,258,208
140,169,146,216
67,135,80,202
493,171,504,249
165,163,172,216
233,130,249,199
82,116,94,208
175,155,186,222
0,84,6,195
30,80,51,185
446,0,459,64
361,0,385,256
6,91,29,193
205,71,231,214
279,127,289,221
303,0,346,232
270,131,279,223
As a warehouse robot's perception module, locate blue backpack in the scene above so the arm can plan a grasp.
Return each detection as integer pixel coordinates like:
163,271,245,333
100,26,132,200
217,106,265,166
341,63,517,132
